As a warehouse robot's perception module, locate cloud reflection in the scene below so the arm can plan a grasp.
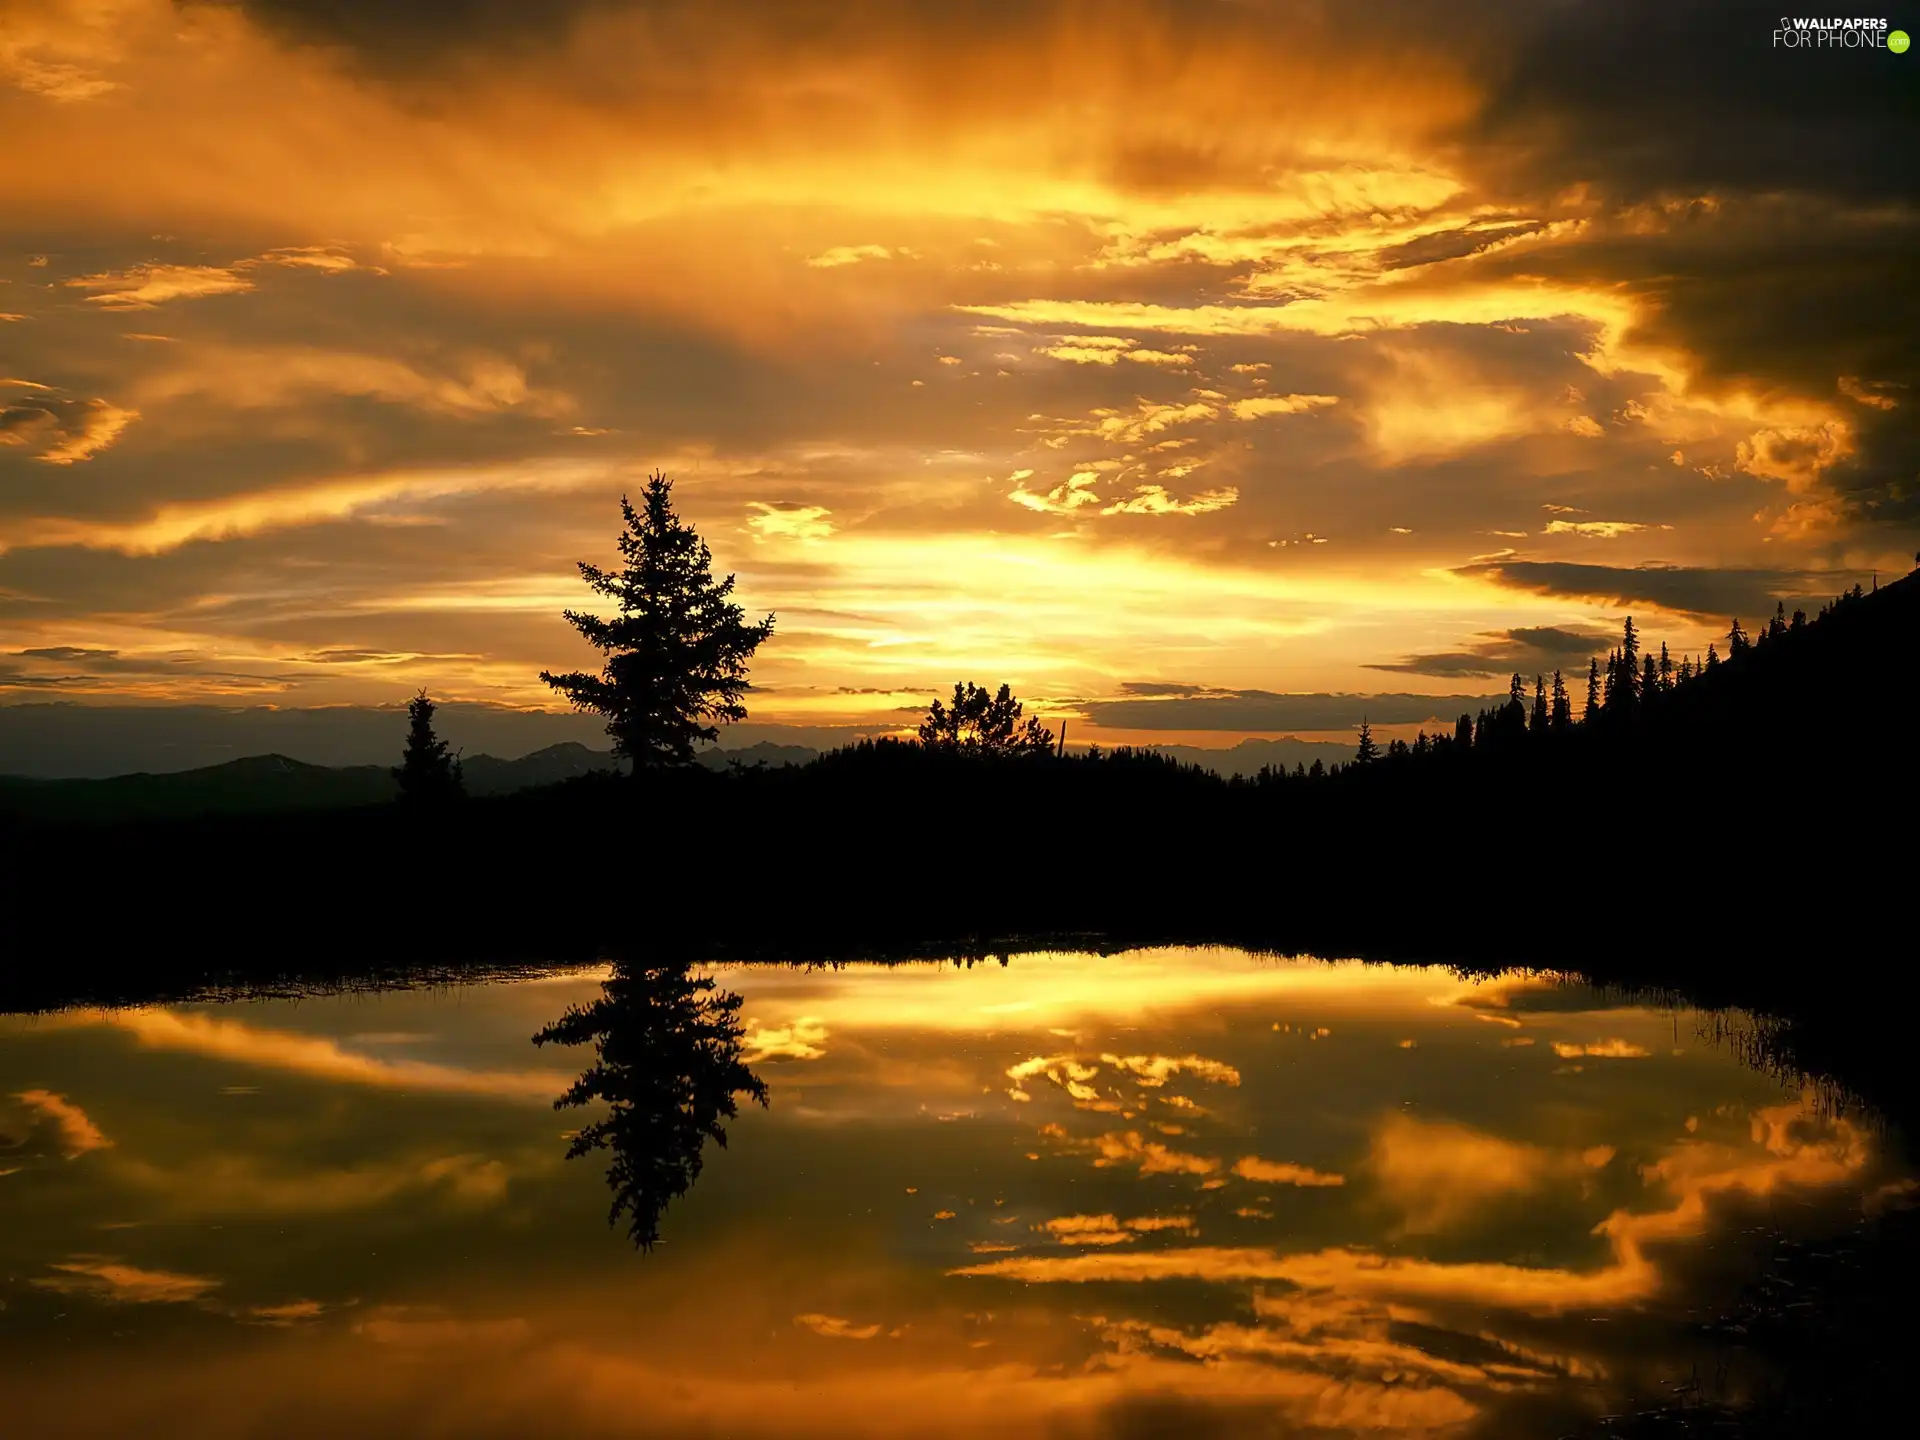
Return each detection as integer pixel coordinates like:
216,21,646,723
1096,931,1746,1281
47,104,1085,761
59,1007,571,1100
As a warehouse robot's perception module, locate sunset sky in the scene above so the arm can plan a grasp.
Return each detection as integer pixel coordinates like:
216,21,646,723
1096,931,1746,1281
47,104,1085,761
2,1,1914,752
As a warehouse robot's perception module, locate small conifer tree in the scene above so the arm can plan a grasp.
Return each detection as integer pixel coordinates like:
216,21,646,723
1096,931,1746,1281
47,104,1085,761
1354,718,1379,765
917,682,1054,756
394,690,463,804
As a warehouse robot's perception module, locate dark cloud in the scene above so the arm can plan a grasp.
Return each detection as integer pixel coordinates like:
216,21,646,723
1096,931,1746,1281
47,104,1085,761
1376,219,1547,271
1474,1,1916,207
2,645,300,691
1116,681,1214,698
1458,0,1920,529
1456,560,1868,621
19,645,116,661
1366,625,1616,679
218,0,622,66
1079,690,1505,732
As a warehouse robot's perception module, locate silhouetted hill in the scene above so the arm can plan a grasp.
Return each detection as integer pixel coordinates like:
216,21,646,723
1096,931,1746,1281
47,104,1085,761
0,737,829,821
0,753,394,822
695,740,818,771
1148,735,1352,777
464,742,619,793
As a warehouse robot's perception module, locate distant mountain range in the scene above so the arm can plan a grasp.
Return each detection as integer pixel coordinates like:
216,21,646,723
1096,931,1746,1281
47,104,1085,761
0,741,802,823
1141,736,1357,778
0,734,1352,822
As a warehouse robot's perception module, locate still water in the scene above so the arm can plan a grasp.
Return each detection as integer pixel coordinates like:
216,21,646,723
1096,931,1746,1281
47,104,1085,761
0,949,1903,1437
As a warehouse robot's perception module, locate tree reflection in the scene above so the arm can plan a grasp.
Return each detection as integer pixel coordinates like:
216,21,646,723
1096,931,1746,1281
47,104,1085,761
533,959,768,1248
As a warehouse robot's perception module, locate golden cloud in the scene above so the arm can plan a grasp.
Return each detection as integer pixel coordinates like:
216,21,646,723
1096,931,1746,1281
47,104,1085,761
1230,1156,1346,1188
1365,1113,1571,1232
66,263,254,309
742,1016,829,1062
794,1313,884,1340
55,1007,569,1100
1040,1212,1196,1246
1549,1039,1651,1059
1091,1129,1219,1176
10,1088,111,1157
746,503,836,544
33,1255,219,1305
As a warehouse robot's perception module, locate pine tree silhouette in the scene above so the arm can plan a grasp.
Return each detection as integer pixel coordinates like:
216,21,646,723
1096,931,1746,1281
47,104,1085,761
541,474,775,767
1614,617,1640,713
918,682,1054,756
1354,718,1379,765
393,690,463,804
534,959,767,1249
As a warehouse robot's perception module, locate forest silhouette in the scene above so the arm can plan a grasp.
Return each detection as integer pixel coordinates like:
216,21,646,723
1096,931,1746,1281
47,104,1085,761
2,482,1915,1031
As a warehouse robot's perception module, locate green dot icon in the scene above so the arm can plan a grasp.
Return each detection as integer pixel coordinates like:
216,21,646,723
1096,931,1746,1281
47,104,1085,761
1891,29,1912,53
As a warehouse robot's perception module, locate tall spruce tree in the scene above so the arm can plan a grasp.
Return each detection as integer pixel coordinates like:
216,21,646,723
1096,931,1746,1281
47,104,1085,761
1530,675,1548,734
541,474,775,767
394,689,463,803
1354,718,1380,765
1550,669,1572,730
1616,617,1640,713
1584,658,1601,722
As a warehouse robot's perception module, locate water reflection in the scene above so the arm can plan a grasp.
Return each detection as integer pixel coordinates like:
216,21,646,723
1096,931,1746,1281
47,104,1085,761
533,958,766,1247
0,950,1908,1438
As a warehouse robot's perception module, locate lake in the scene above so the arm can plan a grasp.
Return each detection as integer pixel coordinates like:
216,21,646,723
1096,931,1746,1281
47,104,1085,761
0,948,1905,1437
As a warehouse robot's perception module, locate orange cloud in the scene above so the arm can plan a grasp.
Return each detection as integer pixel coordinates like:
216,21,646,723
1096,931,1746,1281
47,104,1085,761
1366,1113,1571,1231
58,1008,569,1100
66,263,254,309
793,1313,884,1340
1549,1039,1651,1059
1040,1212,1196,1245
33,1255,219,1305
10,1088,111,1157
1231,1156,1346,1188
960,1098,1873,1317
1091,1130,1219,1176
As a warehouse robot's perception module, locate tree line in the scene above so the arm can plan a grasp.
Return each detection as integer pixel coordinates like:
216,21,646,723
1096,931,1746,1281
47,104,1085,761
392,470,1902,797
1312,587,1882,781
